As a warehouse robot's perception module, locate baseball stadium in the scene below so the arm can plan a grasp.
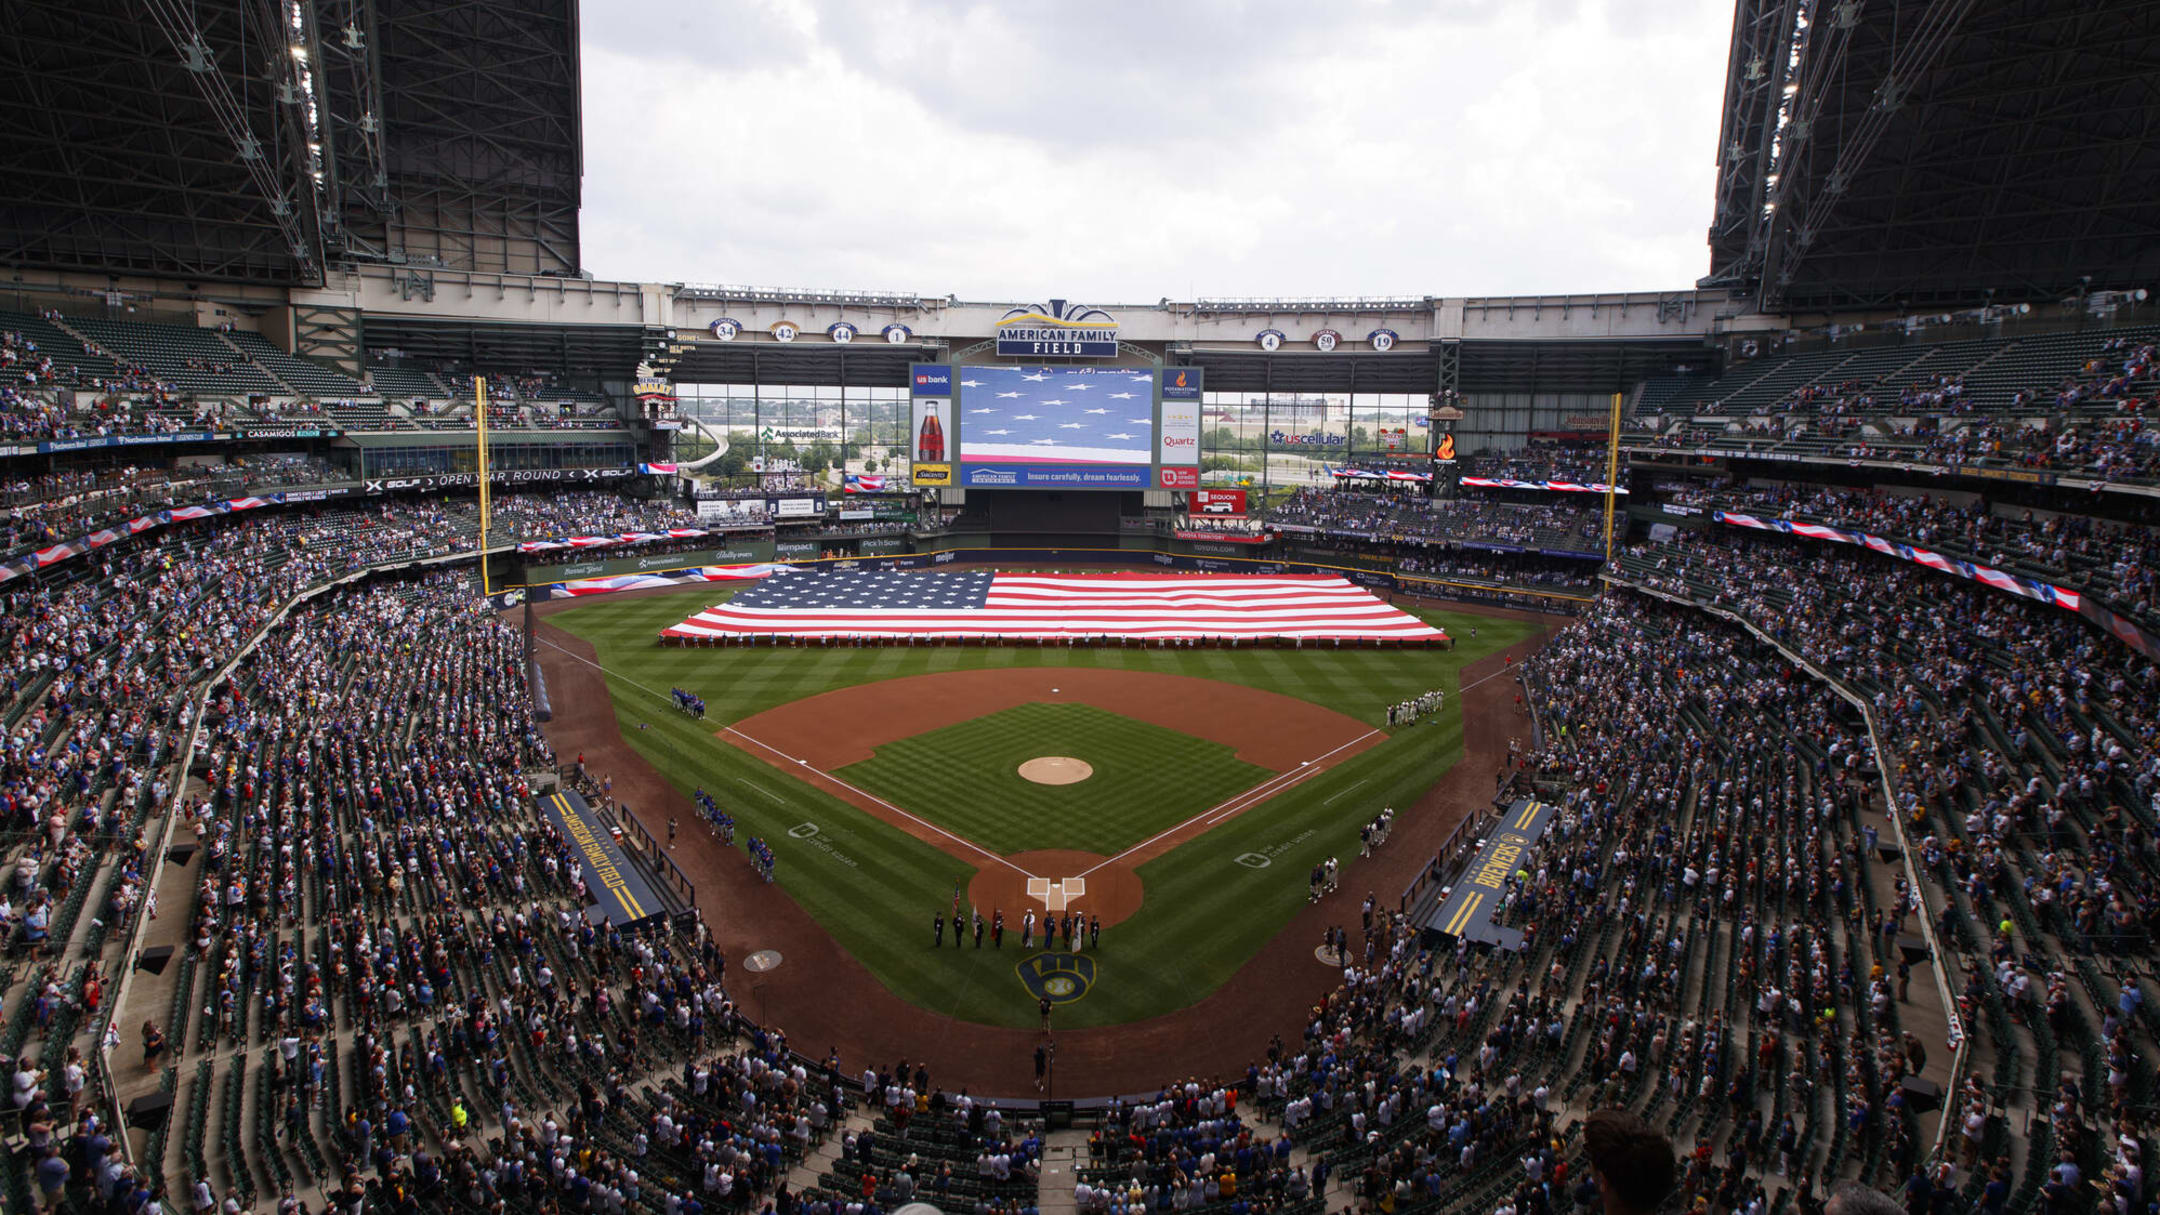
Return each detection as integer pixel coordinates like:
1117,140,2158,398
0,4,2156,1215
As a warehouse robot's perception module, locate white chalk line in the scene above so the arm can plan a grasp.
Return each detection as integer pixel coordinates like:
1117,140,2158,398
719,725,1037,879
1078,728,1383,878
1322,778,1370,806
535,634,1035,878
1460,659,1524,696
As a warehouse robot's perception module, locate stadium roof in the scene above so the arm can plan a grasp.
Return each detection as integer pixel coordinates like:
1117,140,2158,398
0,0,581,286
1705,0,2160,314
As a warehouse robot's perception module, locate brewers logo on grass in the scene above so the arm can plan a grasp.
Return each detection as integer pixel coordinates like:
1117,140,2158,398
1018,952,1096,1004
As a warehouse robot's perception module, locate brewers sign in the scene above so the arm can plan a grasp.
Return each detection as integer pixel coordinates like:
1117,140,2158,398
1424,799,1553,950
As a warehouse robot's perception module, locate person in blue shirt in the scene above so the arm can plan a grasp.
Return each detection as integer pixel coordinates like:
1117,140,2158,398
34,1147,71,1211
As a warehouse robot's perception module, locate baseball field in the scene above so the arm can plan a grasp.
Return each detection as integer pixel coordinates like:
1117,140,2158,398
545,581,1540,1030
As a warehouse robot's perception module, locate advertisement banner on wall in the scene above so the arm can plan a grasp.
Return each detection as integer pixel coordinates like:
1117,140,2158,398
1159,397,1199,463
768,496,825,519
362,466,634,495
1159,367,1202,488
909,393,950,486
698,499,770,525
962,464,1152,489
1190,489,1247,517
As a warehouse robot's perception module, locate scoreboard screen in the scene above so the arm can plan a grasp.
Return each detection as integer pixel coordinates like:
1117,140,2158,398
909,363,1200,490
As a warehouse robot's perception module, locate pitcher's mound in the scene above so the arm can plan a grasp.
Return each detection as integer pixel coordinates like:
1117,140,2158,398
1019,756,1094,785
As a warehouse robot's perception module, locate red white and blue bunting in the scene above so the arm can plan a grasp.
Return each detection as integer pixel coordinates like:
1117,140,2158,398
1461,477,1627,495
545,564,791,599
0,494,283,586
1715,509,2160,663
1331,467,1432,483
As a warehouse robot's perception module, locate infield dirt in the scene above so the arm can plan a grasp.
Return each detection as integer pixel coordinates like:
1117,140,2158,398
528,589,1562,1095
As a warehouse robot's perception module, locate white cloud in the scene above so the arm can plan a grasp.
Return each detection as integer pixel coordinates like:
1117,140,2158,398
579,0,1730,300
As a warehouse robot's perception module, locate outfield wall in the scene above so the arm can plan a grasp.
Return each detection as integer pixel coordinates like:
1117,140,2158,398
513,530,1592,615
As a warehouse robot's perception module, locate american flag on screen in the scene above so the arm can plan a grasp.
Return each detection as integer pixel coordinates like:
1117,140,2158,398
660,571,1448,642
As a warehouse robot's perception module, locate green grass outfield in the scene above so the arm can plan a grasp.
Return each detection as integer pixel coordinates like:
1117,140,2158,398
833,702,1274,857
550,582,1541,1029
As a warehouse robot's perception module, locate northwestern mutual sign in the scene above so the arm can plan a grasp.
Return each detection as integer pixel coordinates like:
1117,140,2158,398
994,299,1119,358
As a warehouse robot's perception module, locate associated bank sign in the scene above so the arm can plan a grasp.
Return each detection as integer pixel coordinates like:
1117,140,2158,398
995,299,1119,358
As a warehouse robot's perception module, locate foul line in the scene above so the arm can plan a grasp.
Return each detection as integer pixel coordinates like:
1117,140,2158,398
719,725,1037,878
1077,728,1382,878
535,634,1035,878
1460,659,1524,696
1322,778,1370,806
736,779,784,802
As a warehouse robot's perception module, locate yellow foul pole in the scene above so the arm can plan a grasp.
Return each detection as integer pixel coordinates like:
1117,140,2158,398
1602,390,1622,565
476,375,492,595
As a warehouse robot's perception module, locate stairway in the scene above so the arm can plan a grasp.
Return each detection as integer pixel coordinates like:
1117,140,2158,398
214,331,297,395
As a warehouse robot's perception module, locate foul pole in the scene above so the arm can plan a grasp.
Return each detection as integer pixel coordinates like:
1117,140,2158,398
1602,390,1622,564
476,375,493,595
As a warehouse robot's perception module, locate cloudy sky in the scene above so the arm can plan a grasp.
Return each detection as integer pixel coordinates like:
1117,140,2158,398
578,0,1733,302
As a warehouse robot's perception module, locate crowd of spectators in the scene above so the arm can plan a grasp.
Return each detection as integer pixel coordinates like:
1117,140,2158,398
1916,417,2160,482
0,501,903,1215
1460,450,1614,486
1396,552,1601,594
0,457,350,557
1638,332,2160,484
1262,490,1600,552
1687,482,2160,628
10,465,2096,1215
486,491,702,539
1614,526,2160,1215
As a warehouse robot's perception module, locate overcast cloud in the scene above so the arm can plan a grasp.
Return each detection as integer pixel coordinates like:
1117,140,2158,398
578,0,1731,302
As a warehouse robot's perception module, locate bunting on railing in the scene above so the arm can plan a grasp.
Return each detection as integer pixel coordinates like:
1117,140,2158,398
546,564,791,598
515,527,714,554
0,494,282,586
1714,510,2160,664
1460,477,1627,495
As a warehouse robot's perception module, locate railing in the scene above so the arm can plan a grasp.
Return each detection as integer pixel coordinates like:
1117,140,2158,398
1396,804,1504,916
95,538,494,1181
1602,572,1970,1157
613,803,700,910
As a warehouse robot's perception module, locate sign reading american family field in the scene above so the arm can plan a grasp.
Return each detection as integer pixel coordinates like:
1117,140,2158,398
994,299,1119,358
537,787,666,928
1424,798,1556,950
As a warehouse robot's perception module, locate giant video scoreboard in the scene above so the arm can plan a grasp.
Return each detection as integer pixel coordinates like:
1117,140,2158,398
908,363,1202,490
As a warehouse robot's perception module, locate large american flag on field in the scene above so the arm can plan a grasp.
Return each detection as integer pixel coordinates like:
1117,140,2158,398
660,572,1448,642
